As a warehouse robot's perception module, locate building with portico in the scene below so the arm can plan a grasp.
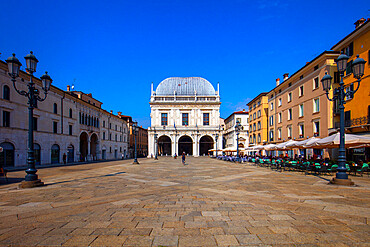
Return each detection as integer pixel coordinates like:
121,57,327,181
148,77,222,157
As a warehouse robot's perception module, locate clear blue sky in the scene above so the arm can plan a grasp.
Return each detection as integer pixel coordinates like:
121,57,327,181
1,0,369,128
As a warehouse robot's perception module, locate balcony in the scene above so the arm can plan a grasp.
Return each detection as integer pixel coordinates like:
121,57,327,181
347,116,370,127
334,116,370,130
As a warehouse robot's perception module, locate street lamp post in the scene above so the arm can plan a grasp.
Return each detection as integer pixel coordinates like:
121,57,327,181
321,53,366,185
6,52,52,188
154,133,158,160
132,122,139,164
235,119,242,162
216,125,223,158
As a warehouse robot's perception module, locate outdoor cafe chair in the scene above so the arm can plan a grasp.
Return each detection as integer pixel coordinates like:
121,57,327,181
357,163,369,177
327,164,338,175
318,165,330,176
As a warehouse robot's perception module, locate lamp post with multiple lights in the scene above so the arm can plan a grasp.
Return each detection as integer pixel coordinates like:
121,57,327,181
132,122,139,164
235,119,242,162
6,52,52,188
215,125,223,158
321,53,366,185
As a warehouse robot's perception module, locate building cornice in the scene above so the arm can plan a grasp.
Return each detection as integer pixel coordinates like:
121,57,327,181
331,20,369,51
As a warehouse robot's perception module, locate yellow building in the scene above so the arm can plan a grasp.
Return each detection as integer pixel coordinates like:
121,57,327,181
247,93,269,145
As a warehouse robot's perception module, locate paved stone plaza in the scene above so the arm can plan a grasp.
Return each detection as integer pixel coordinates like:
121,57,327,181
0,157,369,246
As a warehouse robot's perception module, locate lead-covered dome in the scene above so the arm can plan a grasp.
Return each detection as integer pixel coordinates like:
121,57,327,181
155,77,216,96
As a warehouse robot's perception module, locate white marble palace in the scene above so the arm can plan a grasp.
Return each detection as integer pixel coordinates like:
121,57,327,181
148,77,222,157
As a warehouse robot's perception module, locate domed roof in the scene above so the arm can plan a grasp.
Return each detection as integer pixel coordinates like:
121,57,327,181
155,77,216,96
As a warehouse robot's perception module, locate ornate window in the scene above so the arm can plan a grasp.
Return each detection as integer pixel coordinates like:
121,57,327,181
161,113,168,126
203,113,209,126
182,113,189,126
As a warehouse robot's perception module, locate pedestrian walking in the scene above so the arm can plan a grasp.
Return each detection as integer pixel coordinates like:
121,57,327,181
181,152,186,165
62,153,67,164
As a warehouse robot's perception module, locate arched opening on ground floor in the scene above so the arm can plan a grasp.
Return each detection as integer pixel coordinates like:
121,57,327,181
90,133,98,160
67,144,74,163
158,135,172,156
51,144,60,164
0,142,15,167
80,132,88,161
199,135,214,156
178,135,193,155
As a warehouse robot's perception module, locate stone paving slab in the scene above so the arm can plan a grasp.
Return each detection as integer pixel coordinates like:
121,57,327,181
0,157,369,246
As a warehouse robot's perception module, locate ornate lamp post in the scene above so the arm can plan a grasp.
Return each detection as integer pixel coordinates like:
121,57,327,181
321,53,366,185
235,119,242,162
215,125,223,158
132,122,139,164
6,52,52,188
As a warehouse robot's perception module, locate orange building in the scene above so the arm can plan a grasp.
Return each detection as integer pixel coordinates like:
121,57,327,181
330,18,370,161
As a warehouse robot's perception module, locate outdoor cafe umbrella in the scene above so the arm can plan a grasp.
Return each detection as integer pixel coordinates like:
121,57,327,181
222,147,237,153
273,140,298,150
286,137,319,149
251,145,264,150
261,144,276,150
305,133,370,149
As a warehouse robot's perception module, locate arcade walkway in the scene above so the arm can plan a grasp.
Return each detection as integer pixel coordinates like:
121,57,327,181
0,157,369,246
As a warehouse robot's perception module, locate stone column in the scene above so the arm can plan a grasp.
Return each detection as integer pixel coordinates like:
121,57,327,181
194,134,199,157
172,134,176,156
147,132,154,158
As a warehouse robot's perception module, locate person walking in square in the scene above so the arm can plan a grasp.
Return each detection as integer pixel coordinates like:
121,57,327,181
182,152,186,165
62,153,67,164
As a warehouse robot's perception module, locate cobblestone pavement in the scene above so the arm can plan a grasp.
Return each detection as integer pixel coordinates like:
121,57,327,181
0,157,369,246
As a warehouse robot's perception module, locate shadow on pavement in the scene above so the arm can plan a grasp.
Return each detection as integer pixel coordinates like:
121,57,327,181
46,171,126,186
0,177,24,185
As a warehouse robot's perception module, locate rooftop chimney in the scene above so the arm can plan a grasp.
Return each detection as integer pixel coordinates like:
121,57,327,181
67,85,70,91
283,73,289,81
87,93,92,97
276,78,280,86
354,18,366,29
117,111,122,116
110,110,113,114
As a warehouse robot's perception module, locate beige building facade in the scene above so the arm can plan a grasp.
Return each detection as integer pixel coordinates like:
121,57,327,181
0,59,129,167
268,51,339,146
